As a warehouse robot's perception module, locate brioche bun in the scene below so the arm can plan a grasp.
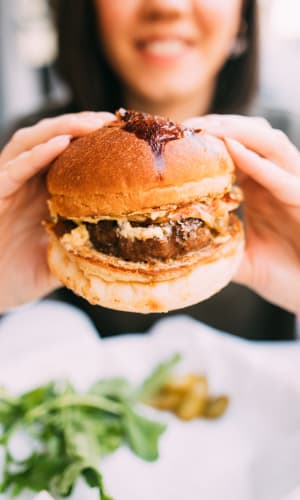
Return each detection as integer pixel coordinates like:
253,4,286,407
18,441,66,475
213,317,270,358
47,218,243,313
46,109,244,313
47,118,235,218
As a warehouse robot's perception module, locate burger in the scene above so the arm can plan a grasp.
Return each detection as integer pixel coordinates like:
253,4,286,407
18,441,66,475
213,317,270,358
46,109,244,313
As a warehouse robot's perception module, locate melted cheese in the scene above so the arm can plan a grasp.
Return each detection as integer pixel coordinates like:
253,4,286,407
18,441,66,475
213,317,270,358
61,225,90,249
117,220,172,241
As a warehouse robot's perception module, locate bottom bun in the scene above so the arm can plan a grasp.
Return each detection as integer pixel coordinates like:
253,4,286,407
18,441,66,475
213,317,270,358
47,229,244,313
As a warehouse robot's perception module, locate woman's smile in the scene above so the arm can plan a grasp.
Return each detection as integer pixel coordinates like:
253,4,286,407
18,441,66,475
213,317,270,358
95,0,242,116
135,35,197,64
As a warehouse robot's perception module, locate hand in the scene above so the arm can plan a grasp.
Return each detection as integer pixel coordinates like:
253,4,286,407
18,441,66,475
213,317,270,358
0,112,115,312
184,115,300,314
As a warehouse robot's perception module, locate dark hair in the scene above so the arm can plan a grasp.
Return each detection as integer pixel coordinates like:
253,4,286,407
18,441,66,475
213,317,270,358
50,0,258,115
212,0,259,113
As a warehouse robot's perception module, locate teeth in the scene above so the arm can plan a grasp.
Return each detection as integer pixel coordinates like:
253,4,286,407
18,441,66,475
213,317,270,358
143,40,186,56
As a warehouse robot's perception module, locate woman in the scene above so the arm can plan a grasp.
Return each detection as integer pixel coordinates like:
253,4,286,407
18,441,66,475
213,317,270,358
0,0,299,339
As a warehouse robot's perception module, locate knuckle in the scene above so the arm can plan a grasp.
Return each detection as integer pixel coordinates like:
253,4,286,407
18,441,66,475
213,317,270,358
38,117,51,127
77,111,96,117
11,127,28,143
40,115,72,132
3,159,12,170
16,150,30,163
273,129,289,145
61,114,82,126
99,111,115,120
31,142,43,156
253,116,271,128
56,113,74,122
25,143,42,162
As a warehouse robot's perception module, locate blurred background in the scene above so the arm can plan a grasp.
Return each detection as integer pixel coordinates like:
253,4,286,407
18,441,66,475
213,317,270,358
0,0,300,135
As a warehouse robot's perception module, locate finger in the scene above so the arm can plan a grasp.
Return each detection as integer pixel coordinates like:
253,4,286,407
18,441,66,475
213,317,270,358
207,114,272,129
0,112,115,164
184,115,300,176
39,233,62,291
0,135,71,198
225,138,300,206
233,252,252,288
184,114,271,130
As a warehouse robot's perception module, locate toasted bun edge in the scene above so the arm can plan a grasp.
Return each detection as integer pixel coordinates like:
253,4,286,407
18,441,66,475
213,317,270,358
47,229,244,313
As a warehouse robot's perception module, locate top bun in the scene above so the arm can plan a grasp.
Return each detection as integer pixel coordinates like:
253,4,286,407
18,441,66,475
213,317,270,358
47,109,234,218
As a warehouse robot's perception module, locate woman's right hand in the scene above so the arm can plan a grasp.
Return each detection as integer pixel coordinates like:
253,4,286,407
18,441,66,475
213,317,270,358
0,112,115,313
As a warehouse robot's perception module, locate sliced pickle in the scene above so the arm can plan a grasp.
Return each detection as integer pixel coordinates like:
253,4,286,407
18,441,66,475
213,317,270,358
164,374,204,395
204,396,229,419
149,391,182,411
146,372,229,421
175,376,209,420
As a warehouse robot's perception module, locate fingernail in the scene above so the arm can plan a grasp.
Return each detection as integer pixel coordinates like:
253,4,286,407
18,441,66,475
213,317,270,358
205,116,223,127
203,121,223,131
78,111,99,117
49,135,71,145
189,119,223,133
74,116,104,126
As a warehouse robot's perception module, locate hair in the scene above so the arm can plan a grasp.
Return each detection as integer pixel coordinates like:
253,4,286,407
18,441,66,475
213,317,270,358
50,0,258,115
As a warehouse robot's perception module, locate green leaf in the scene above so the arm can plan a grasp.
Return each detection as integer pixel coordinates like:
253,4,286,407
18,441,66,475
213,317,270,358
123,406,166,461
20,383,57,412
51,460,84,497
0,355,177,499
0,452,67,495
0,386,16,404
0,387,21,433
26,393,122,422
83,467,114,500
52,407,116,498
89,378,133,401
137,353,182,402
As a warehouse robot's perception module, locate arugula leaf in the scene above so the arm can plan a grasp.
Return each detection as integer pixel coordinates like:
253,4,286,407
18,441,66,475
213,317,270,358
123,406,166,461
51,458,113,500
0,451,67,495
83,467,113,500
0,387,19,430
26,394,122,422
20,383,58,412
137,353,182,402
51,460,85,497
0,354,181,499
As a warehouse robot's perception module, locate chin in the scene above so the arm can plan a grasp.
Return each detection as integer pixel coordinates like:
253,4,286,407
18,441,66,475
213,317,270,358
130,74,202,107
46,108,244,313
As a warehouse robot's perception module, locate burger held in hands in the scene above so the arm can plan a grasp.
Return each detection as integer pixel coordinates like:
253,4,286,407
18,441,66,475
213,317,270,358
46,109,244,313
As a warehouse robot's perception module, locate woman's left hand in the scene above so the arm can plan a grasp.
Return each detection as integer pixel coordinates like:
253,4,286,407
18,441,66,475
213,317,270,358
184,115,300,315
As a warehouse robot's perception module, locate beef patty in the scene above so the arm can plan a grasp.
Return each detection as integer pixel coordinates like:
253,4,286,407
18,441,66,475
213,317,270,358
54,213,237,262
85,219,214,262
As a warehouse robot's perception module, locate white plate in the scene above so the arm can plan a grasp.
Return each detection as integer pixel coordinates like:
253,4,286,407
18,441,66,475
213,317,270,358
1,300,300,500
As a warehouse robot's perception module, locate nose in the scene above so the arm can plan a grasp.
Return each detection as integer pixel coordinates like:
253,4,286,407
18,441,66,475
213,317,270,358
140,0,192,22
